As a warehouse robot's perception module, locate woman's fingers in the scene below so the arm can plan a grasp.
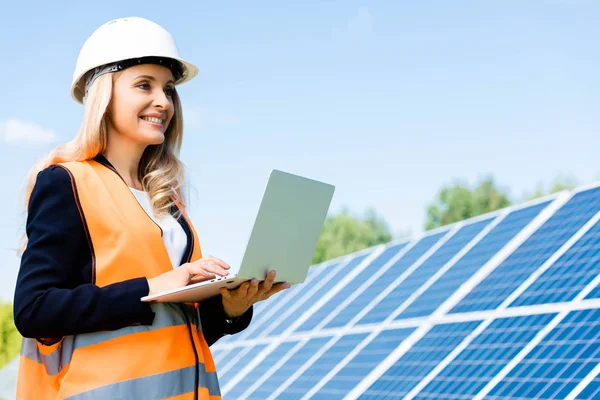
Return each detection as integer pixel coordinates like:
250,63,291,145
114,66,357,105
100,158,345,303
262,282,291,300
201,256,231,271
246,280,259,299
187,262,228,277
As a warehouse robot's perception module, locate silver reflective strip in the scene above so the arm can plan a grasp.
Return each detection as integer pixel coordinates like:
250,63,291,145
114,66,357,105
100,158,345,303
21,337,74,376
65,364,221,399
73,303,198,349
20,303,199,376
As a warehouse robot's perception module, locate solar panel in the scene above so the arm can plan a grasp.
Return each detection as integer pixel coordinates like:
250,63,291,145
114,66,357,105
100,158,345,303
510,220,600,306
485,308,600,400
324,231,449,330
451,187,600,314
359,321,481,399
210,184,600,399
411,313,557,399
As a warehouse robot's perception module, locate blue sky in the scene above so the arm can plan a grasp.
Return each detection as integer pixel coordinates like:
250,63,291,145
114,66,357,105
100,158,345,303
0,0,598,301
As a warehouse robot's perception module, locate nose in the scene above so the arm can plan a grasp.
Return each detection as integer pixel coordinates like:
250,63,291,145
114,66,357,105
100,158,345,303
152,88,171,110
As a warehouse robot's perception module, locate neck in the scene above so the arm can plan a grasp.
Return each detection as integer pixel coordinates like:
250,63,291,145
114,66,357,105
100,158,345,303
102,137,146,190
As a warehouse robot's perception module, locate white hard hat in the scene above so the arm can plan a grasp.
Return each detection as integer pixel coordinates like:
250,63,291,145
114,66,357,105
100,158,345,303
71,17,198,104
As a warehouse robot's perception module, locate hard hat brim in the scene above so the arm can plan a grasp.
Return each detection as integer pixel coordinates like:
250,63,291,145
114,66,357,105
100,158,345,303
71,56,199,104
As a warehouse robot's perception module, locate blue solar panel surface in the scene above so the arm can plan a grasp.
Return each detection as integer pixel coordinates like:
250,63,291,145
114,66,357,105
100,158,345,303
451,188,600,314
359,219,491,325
324,232,447,329
487,308,600,399
360,321,480,399
281,333,370,400
267,253,370,337
313,328,415,400
578,375,600,400
297,244,406,332
226,341,299,399
217,344,267,387
236,264,329,340
398,203,549,320
511,220,600,307
414,313,557,399
244,337,331,399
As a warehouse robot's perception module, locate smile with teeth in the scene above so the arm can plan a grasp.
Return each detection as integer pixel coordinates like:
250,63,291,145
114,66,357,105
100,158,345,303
141,116,164,125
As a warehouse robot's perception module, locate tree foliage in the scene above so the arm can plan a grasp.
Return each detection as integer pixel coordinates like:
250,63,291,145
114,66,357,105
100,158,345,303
524,177,578,201
426,177,511,230
312,207,393,264
0,302,20,369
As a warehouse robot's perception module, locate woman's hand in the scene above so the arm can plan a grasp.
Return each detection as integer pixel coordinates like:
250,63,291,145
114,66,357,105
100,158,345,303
147,256,230,296
220,270,291,318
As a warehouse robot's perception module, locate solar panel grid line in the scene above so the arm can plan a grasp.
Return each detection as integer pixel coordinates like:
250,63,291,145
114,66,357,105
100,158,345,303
452,188,600,314
296,325,424,400
213,347,234,365
256,252,370,339
228,258,353,343
216,346,255,378
267,245,387,337
471,264,600,400
430,192,571,317
483,308,600,400
230,244,381,343
506,211,600,309
565,364,600,400
385,214,502,322
260,297,600,347
433,297,600,326
400,318,499,399
293,242,410,334
220,249,383,395
337,323,435,400
228,264,330,342
238,339,308,399
265,335,342,399
339,225,460,329
304,239,416,333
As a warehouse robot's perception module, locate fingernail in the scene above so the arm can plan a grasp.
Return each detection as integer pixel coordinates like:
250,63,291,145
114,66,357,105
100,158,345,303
252,280,259,286
284,282,291,288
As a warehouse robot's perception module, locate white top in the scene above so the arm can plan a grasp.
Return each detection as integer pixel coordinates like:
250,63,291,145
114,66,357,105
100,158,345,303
129,187,188,268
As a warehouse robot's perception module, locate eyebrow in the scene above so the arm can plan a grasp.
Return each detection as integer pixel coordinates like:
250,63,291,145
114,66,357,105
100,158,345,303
134,75,175,85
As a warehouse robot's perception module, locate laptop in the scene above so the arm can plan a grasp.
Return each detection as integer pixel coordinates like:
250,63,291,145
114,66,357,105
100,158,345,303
141,169,335,303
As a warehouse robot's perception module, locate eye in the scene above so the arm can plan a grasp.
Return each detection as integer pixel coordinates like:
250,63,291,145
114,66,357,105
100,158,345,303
165,87,175,97
137,82,151,90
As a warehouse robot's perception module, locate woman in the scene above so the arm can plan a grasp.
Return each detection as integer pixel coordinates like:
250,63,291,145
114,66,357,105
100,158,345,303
13,17,289,400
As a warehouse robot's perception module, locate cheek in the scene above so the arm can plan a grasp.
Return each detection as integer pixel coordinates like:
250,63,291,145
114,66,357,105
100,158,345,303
108,98,142,133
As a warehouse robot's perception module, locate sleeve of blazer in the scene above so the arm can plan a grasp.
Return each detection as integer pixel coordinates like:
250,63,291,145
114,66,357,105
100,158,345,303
13,166,156,341
200,296,253,346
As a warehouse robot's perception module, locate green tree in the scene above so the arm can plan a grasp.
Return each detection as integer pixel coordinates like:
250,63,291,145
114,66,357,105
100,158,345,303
426,177,511,230
0,302,21,369
524,177,578,201
312,207,393,264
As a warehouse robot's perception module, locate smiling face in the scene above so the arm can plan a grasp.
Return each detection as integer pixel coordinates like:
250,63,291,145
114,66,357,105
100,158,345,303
108,63,176,146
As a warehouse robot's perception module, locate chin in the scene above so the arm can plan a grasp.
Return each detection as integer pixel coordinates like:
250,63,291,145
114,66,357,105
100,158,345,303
142,132,165,145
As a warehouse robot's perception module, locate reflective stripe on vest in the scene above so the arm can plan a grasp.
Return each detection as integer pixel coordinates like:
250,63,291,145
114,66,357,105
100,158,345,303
17,160,219,400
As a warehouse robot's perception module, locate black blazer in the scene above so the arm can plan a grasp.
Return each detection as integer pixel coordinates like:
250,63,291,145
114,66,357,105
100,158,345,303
13,155,252,346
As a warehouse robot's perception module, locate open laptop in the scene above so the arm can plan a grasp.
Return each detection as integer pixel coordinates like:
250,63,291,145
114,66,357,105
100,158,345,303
141,169,335,303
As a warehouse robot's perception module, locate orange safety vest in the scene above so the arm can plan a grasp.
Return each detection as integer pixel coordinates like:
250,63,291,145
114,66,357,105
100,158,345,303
17,158,221,400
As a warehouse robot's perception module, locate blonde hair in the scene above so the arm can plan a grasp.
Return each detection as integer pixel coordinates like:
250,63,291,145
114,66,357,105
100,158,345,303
17,72,188,255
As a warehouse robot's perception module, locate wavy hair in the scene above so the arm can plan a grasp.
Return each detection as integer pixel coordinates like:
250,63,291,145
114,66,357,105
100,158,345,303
17,72,188,255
